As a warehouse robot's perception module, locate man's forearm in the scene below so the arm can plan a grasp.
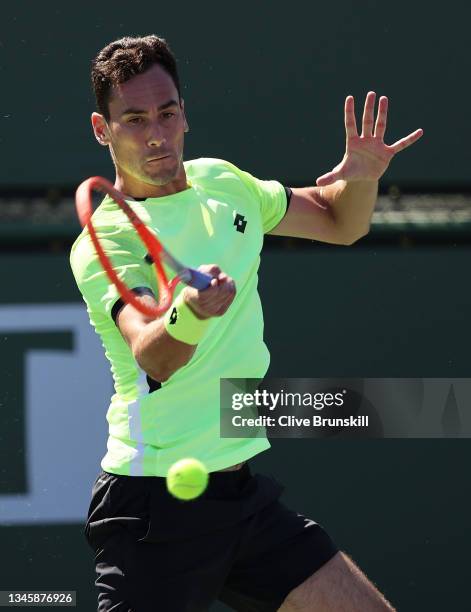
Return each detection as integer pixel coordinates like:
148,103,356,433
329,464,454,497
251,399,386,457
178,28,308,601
323,179,378,243
133,318,196,383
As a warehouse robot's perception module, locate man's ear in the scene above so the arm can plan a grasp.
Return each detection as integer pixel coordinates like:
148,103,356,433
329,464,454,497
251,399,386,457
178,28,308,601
180,99,190,133
91,112,111,145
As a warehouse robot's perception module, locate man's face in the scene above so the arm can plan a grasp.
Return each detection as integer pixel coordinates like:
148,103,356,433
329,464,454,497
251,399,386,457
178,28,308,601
93,64,189,192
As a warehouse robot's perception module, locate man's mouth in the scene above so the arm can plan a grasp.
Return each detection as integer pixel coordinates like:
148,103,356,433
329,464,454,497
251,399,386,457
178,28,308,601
146,155,169,162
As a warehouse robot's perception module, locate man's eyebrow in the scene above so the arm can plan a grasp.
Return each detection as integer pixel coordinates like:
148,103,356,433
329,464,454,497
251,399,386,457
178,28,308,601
120,100,179,117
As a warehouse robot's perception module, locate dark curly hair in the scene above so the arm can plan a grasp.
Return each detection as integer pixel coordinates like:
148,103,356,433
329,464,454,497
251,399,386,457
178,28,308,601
91,35,182,121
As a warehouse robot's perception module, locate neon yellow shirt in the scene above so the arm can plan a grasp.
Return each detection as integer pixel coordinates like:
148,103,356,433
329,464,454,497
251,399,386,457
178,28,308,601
70,158,288,475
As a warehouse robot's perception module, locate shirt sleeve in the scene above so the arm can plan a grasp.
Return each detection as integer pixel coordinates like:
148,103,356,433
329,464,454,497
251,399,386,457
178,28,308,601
223,161,290,233
70,228,155,322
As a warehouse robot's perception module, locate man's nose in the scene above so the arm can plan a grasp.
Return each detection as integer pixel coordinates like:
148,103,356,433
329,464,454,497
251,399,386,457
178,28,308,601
147,121,166,147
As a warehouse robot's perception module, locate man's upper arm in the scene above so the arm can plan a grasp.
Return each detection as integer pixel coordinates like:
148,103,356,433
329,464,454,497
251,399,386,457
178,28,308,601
221,160,342,240
268,183,350,244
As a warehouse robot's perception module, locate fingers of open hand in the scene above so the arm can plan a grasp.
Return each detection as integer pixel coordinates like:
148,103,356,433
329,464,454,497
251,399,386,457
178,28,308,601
344,95,358,138
361,91,376,137
374,96,388,140
389,129,424,154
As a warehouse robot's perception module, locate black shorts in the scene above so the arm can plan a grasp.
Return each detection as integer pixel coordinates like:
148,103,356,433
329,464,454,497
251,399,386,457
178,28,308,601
84,463,338,612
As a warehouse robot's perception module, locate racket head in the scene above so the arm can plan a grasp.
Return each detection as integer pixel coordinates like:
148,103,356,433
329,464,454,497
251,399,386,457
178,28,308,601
75,176,174,318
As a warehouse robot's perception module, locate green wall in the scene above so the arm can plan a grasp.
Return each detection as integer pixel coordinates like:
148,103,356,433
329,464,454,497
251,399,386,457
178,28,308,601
1,245,470,610
1,0,468,188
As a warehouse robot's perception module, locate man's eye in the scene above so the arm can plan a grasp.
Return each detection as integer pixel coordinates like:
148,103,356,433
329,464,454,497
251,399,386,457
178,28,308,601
163,112,175,119
128,117,143,124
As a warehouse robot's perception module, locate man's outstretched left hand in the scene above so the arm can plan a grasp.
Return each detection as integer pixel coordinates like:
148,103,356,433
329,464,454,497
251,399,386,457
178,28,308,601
316,91,423,186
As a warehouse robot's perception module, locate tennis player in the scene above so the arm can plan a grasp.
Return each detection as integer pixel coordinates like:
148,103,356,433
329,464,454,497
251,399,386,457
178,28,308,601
70,35,422,612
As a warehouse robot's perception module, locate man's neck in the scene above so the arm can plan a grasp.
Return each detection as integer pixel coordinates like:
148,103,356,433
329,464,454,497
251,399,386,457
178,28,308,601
114,166,189,199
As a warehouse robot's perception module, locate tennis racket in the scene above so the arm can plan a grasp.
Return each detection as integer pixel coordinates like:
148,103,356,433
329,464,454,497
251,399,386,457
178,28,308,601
75,176,212,318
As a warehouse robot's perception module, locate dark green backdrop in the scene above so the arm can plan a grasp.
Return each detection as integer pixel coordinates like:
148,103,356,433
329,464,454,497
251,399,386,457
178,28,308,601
1,0,468,188
1,245,470,611
2,0,469,608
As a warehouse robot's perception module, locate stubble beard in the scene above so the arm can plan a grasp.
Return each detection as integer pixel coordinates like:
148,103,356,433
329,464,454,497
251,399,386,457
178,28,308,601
142,160,179,186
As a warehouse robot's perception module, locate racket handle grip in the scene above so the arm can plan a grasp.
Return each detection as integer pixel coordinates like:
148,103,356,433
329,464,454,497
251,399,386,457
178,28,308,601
187,269,213,290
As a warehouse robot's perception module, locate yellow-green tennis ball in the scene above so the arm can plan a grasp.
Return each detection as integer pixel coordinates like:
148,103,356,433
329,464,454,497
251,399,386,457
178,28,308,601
166,458,209,501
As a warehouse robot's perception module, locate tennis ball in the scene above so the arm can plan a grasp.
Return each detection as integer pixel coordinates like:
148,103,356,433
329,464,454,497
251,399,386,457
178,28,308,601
166,458,209,501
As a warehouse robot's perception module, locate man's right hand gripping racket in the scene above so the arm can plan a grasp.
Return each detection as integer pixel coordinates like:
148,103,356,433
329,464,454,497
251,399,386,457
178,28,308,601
75,176,212,318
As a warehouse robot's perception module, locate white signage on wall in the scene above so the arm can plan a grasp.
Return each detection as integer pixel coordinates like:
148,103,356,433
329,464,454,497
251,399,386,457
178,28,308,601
0,304,112,525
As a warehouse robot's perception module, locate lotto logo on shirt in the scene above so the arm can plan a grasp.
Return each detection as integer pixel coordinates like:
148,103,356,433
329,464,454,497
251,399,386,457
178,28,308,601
234,213,247,233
